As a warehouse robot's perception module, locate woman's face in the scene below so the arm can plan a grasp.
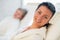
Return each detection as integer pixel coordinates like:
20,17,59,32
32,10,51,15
14,10,24,19
33,6,52,27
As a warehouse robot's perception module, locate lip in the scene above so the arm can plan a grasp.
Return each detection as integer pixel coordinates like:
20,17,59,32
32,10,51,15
35,18,41,23
36,20,41,23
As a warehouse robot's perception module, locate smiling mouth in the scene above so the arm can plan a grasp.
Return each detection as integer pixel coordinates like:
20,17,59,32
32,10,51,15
34,17,41,23
35,19,41,23
37,19,41,23
36,20,41,23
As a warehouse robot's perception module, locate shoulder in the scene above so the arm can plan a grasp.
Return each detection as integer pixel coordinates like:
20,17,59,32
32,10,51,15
12,32,43,40
12,27,46,40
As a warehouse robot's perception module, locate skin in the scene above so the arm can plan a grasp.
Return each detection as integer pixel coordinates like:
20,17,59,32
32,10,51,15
15,6,52,28
14,9,24,20
31,6,52,29
23,5,53,32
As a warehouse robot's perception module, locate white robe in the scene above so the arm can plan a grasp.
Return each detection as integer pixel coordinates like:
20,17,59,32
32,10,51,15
11,27,46,40
0,16,20,40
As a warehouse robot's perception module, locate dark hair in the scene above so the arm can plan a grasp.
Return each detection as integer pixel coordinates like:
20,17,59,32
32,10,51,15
44,23,52,29
36,2,56,16
36,2,56,28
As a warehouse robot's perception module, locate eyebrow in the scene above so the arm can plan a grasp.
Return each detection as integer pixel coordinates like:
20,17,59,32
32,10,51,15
38,9,50,17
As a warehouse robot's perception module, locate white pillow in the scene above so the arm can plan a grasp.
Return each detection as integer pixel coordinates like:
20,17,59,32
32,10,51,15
46,12,60,40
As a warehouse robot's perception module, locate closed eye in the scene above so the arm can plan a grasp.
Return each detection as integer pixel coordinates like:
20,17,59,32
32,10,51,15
44,16,48,19
38,11,41,14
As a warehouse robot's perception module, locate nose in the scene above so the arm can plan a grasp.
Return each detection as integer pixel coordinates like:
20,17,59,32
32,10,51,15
36,15,43,23
37,15,43,20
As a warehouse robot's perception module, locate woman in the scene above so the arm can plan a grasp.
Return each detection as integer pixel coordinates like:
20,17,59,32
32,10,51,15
11,2,56,40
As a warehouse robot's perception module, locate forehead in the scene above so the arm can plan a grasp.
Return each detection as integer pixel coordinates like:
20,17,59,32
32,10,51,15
16,9,24,14
15,9,24,15
37,6,52,16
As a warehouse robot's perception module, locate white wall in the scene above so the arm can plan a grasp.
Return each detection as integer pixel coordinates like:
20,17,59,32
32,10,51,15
23,0,47,6
0,0,21,21
23,0,60,12
19,3,39,28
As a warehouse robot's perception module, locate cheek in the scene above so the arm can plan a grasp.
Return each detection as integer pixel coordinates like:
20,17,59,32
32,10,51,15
14,13,18,16
36,19,48,27
42,20,48,24
14,13,17,17
34,13,39,19
41,19,49,26
15,13,21,18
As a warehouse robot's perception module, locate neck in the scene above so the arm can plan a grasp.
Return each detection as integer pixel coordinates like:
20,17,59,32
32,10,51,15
29,23,41,29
